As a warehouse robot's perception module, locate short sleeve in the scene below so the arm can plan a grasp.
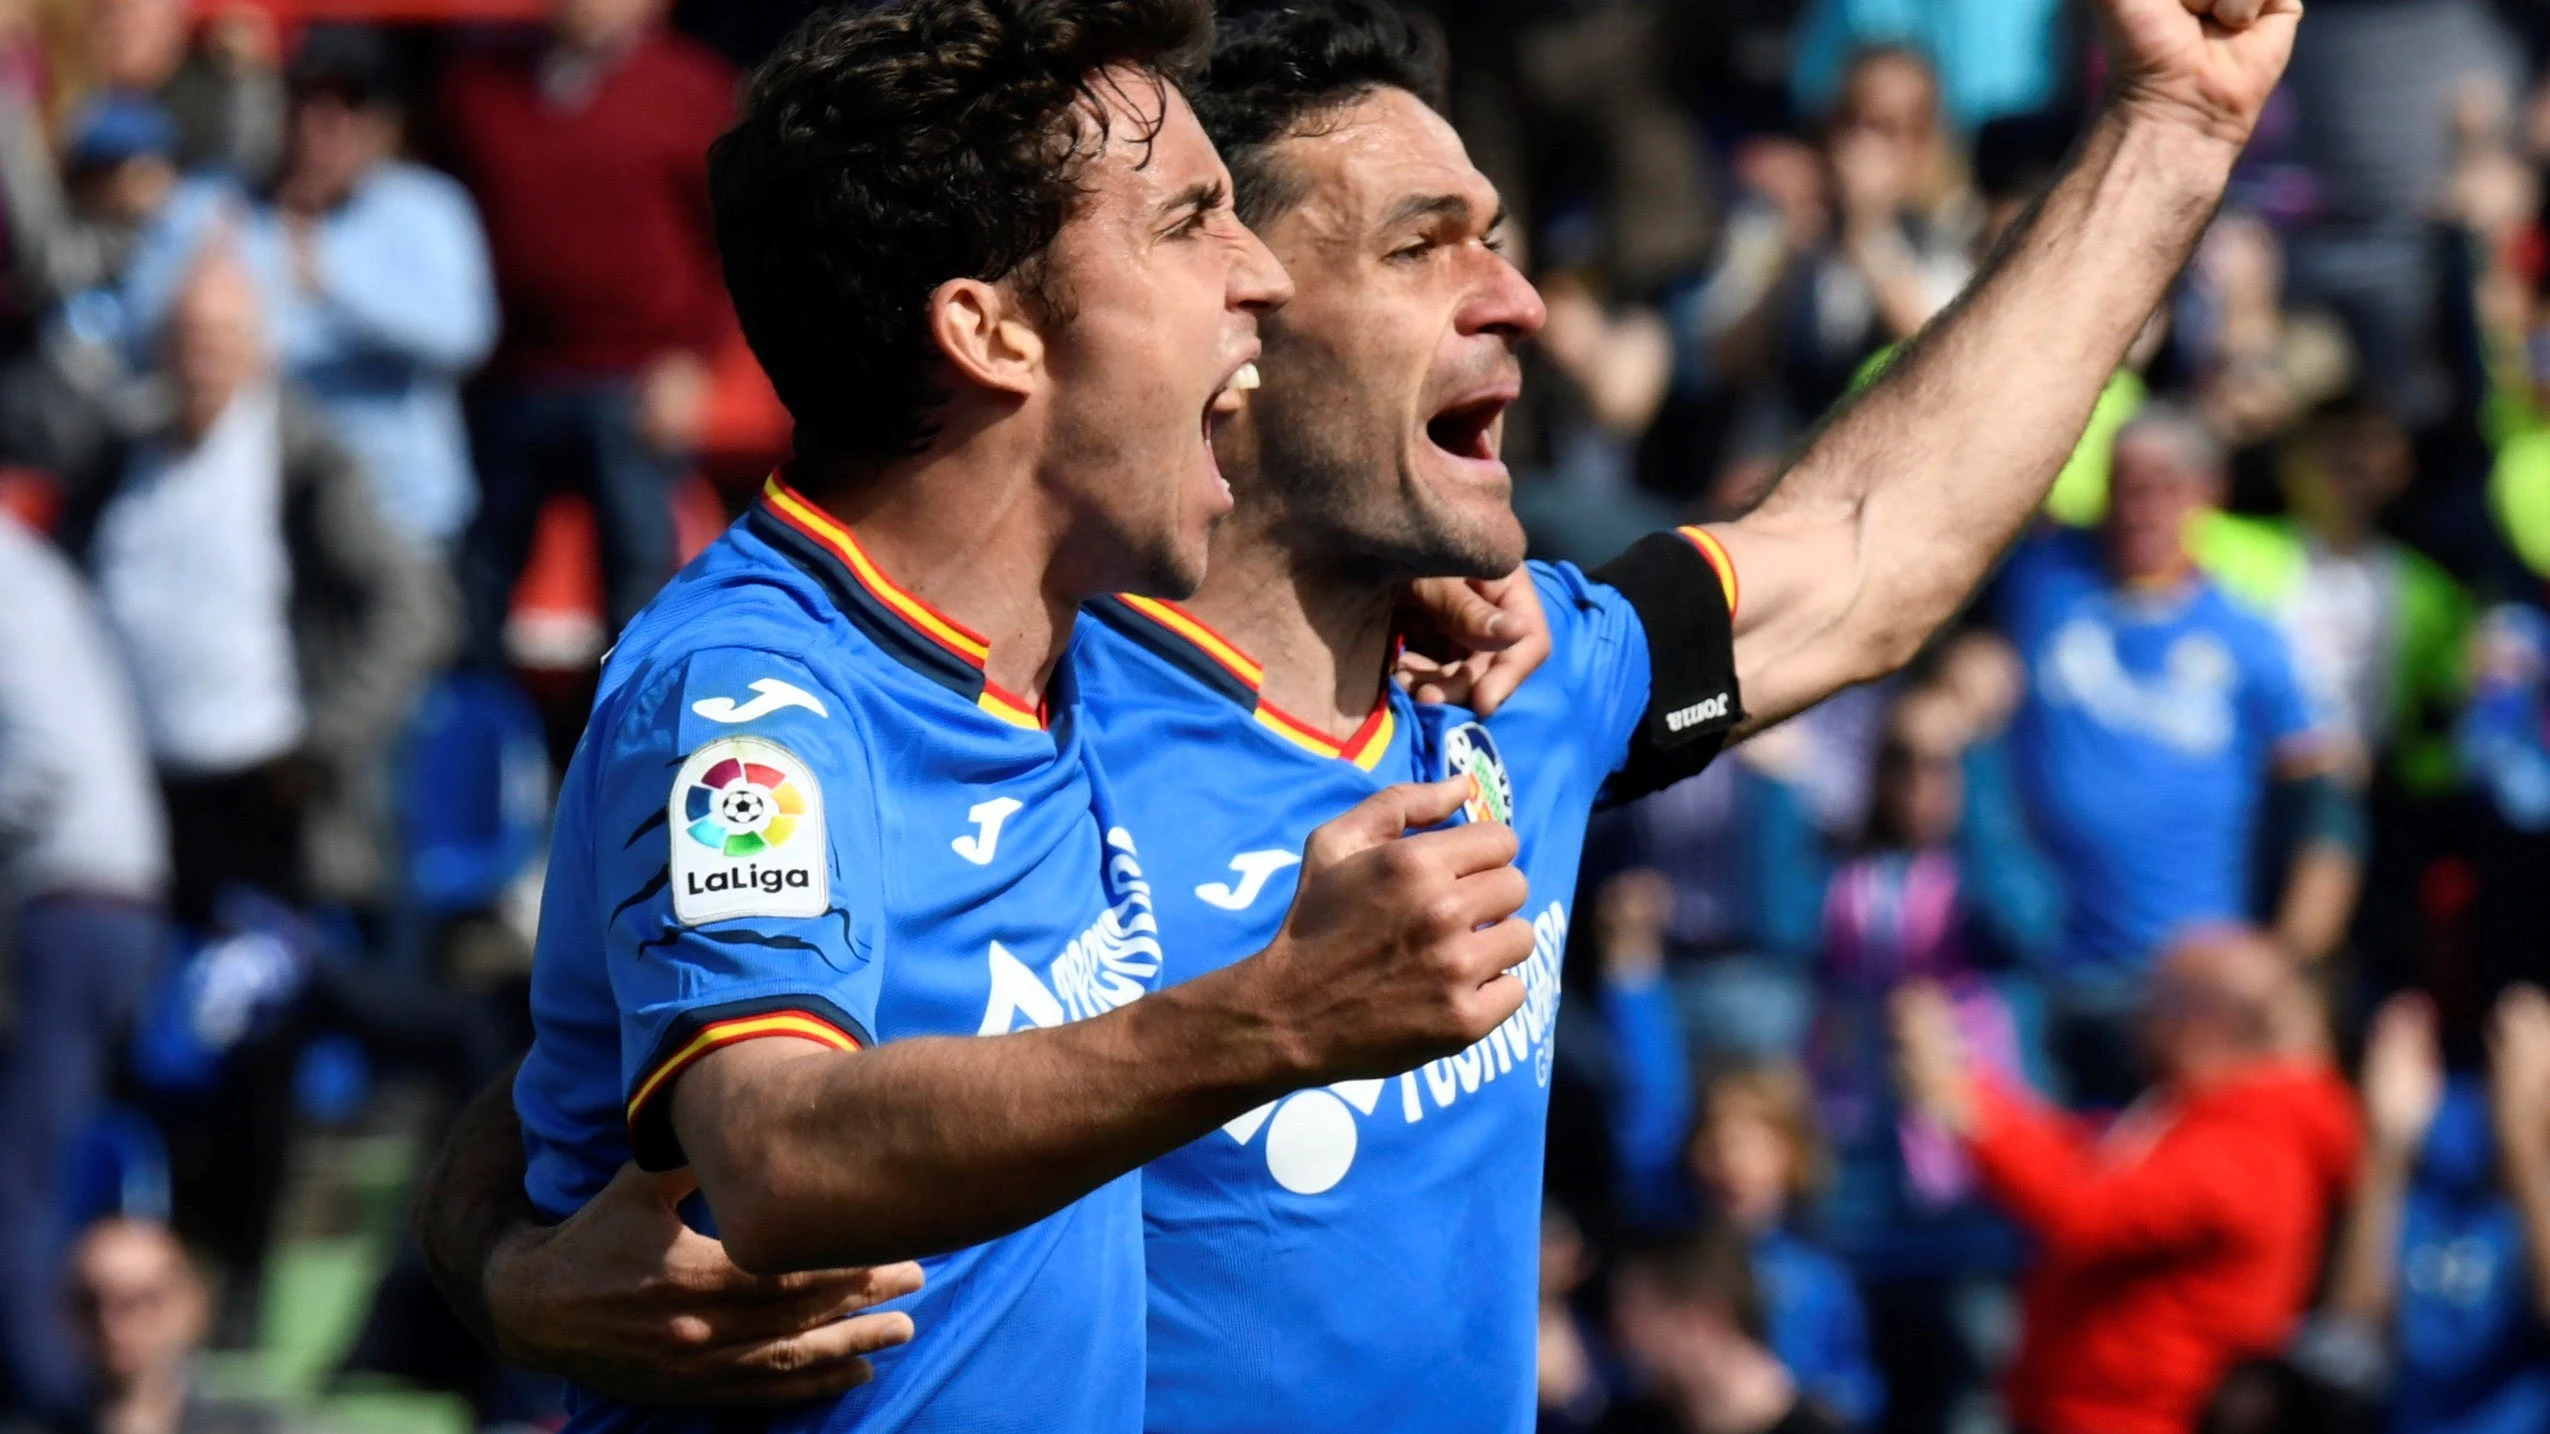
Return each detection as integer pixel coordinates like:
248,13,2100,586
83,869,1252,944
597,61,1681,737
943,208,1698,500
592,646,883,1170
1579,526,1745,805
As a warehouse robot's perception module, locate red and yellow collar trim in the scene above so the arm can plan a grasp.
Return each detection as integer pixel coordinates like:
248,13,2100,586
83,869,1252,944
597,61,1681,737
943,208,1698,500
757,476,1045,730
1111,593,1397,770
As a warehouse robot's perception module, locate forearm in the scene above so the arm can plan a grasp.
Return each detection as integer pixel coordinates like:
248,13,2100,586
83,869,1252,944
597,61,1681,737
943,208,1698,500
415,1060,538,1350
683,964,1310,1272
2501,1130,2550,1321
1729,113,2237,714
2326,1145,2413,1323
2273,842,2363,964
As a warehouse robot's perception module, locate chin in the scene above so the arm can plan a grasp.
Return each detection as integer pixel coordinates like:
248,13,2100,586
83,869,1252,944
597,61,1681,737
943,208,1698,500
1126,531,1210,601
1423,489,1529,579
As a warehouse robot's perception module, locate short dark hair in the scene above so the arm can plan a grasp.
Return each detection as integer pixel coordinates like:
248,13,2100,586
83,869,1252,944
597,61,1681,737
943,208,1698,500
710,0,1214,471
1616,1221,1767,1342
1191,0,1448,229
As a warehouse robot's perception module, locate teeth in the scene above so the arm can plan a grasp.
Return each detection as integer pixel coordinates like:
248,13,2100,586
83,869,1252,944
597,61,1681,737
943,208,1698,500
1228,362,1261,392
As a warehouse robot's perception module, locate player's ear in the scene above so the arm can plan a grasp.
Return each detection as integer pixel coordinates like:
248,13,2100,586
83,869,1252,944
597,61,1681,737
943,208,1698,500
927,277,1043,400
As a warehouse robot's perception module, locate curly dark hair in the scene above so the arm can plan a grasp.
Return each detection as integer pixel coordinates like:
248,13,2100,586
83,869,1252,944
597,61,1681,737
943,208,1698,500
710,0,1214,472
1191,0,1448,229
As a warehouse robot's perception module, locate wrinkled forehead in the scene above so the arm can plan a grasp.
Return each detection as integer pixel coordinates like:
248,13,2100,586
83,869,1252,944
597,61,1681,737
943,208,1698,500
1275,87,1499,238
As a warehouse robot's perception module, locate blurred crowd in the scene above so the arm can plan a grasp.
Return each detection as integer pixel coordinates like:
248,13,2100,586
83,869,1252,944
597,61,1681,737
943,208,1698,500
9,2,2550,1434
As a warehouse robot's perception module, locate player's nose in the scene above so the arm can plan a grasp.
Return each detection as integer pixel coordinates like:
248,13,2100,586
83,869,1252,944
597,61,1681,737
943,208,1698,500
1465,251,1545,344
1229,222,1294,316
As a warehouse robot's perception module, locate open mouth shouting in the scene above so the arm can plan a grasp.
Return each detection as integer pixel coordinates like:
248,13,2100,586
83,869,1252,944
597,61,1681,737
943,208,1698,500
1201,358,1261,495
1422,379,1518,481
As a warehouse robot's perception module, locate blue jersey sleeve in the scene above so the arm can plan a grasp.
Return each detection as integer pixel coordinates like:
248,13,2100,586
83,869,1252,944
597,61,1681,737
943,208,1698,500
589,645,884,1170
1529,559,1656,766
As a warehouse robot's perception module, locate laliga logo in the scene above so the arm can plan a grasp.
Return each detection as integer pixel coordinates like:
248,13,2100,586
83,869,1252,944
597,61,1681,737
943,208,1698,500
669,736,828,925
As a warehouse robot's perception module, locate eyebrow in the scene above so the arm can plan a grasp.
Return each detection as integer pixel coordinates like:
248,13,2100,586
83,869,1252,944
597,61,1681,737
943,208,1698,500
1160,179,1227,224
1381,193,1474,231
1380,193,1509,240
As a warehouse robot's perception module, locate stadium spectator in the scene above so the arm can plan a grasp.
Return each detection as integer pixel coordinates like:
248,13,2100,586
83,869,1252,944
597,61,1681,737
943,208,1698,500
0,512,169,1421
1892,925,2364,1434
2278,0,2521,423
1593,747,1824,1065
1604,1223,1849,1434
52,246,453,921
0,94,182,320
437,0,736,665
1693,1064,1886,1430
2200,391,2471,790
1542,1202,1622,1434
1996,404,2362,1105
1789,1,2073,131
84,0,284,183
1597,907,1885,1428
58,1218,277,1434
1682,47,1975,445
116,26,497,550
2317,988,2550,1434
1800,678,2052,1434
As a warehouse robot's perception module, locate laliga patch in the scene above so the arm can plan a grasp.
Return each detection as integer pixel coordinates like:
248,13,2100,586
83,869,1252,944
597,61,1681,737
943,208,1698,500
669,736,827,925
1442,722,1515,826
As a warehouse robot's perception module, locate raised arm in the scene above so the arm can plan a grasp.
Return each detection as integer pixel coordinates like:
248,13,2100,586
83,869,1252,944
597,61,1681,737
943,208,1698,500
674,779,1534,1273
1703,0,2299,733
2325,993,2442,1325
2488,985,2550,1323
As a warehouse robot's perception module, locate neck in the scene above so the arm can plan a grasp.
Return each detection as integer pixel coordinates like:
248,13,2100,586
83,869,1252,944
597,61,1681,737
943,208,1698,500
2113,553,2197,593
96,1367,188,1434
804,444,1086,708
2315,511,2373,553
1182,522,1400,739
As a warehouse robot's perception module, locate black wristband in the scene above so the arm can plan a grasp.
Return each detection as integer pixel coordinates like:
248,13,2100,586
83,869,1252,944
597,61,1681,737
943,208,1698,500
1591,528,1744,806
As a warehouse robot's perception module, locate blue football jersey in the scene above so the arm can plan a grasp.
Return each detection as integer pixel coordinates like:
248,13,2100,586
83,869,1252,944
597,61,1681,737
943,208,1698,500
515,477,1157,1434
1079,527,1741,1434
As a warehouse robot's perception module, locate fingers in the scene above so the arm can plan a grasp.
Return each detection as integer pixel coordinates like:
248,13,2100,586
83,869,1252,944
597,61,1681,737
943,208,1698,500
684,1311,917,1407
1464,914,1537,976
1392,650,1465,707
731,1259,925,1309
697,1264,924,1349
1408,577,1518,652
1306,777,1476,864
1443,863,1531,938
2185,0,2272,25
1394,813,1520,879
1467,647,1540,719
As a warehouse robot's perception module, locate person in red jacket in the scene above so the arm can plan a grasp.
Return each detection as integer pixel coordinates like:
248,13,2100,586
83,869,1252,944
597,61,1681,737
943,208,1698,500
1891,925,2362,1434
435,0,737,667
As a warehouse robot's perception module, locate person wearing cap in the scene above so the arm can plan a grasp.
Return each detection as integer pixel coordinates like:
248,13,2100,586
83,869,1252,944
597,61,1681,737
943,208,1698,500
0,92,181,329
116,25,498,550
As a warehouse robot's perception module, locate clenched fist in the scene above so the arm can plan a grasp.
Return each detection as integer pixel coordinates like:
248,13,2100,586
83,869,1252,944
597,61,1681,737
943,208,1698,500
2099,0,2303,150
1243,775,1534,1082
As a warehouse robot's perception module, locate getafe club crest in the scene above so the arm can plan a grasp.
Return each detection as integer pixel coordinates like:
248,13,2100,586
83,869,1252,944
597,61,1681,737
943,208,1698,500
1442,722,1514,826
